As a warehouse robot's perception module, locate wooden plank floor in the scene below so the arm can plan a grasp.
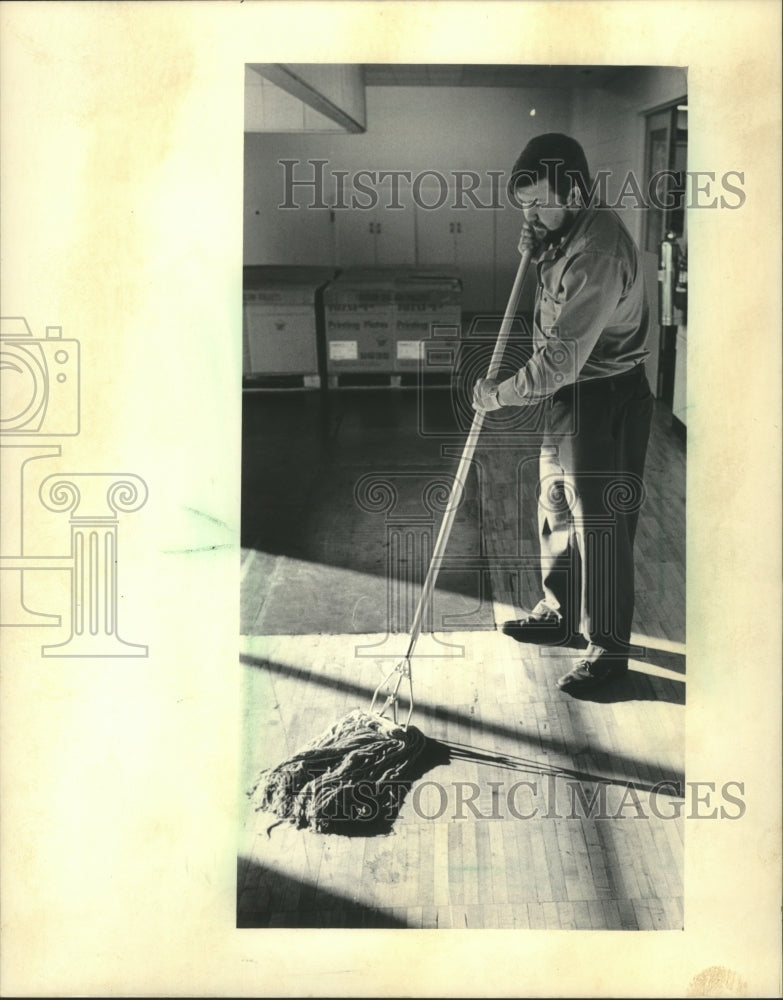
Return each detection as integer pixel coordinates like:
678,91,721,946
238,391,685,930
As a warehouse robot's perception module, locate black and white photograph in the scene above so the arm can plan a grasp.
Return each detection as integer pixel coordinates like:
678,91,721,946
1,3,780,997
238,63,690,931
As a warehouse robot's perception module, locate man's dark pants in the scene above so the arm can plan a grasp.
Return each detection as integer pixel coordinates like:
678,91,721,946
537,364,654,654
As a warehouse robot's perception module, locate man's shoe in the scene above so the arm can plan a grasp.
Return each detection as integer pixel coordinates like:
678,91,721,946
501,601,585,647
556,645,628,693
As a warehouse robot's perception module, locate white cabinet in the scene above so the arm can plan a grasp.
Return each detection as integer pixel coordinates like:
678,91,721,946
416,209,494,313
245,174,533,314
414,181,496,313
335,181,416,268
244,175,335,266
335,210,415,267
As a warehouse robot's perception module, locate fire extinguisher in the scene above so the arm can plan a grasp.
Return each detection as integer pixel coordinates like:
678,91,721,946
658,230,679,326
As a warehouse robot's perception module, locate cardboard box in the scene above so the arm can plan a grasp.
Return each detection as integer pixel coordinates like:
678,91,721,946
324,267,463,376
324,272,396,372
242,266,334,377
393,270,462,373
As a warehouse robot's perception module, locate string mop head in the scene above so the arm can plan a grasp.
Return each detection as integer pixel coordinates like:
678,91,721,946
248,708,430,835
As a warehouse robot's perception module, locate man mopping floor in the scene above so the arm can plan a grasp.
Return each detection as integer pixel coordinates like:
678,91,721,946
472,133,654,695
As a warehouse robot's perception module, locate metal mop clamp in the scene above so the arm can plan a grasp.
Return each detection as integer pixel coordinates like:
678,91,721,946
370,250,533,730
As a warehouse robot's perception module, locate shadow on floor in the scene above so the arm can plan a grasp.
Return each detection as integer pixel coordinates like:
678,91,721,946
439,739,684,798
634,644,686,675
240,652,684,791
565,666,685,706
237,858,410,928
509,641,686,705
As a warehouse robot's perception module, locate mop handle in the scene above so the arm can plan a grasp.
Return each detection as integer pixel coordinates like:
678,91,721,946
403,249,533,659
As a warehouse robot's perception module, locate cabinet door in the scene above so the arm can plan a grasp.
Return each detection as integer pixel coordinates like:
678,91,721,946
335,181,416,267
453,212,495,313
335,211,376,266
415,195,458,266
335,212,416,267
244,174,335,266
415,181,495,313
374,212,416,266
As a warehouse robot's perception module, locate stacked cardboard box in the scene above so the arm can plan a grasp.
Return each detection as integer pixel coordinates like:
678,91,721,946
393,268,462,375
243,266,335,384
324,267,462,378
323,270,397,374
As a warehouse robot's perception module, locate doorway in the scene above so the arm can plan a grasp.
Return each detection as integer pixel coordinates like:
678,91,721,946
643,100,687,407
